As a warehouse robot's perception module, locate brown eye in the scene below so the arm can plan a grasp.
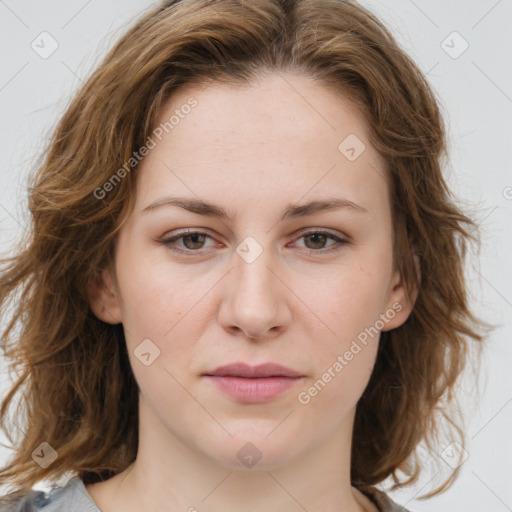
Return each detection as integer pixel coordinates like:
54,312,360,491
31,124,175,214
181,233,207,250
293,230,348,253
159,231,213,255
159,229,348,256
303,232,329,250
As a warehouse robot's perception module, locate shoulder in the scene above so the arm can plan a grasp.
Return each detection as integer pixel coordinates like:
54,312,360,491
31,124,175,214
356,484,415,512
0,488,49,512
0,477,100,512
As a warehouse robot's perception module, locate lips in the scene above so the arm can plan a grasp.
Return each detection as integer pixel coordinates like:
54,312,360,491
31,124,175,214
203,362,303,379
202,362,304,403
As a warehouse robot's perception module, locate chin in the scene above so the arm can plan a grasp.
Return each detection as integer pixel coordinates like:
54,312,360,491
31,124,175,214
200,432,305,472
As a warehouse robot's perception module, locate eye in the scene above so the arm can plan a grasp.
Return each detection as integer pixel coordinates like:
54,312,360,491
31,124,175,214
290,230,348,253
158,229,348,255
159,230,214,255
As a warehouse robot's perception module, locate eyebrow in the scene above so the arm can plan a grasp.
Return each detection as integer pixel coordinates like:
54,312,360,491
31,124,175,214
141,195,369,221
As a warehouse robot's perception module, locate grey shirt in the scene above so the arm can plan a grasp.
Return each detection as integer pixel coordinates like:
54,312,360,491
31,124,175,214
1,476,412,511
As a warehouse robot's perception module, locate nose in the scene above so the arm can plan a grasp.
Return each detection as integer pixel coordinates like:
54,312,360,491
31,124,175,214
217,240,293,341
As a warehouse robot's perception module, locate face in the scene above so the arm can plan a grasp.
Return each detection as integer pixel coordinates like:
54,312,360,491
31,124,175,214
90,71,414,471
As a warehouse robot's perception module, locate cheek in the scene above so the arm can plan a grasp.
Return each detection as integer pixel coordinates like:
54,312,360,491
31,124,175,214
297,285,381,418
295,329,379,433
294,257,390,394
308,261,391,341
115,246,206,380
115,245,192,336
117,258,200,411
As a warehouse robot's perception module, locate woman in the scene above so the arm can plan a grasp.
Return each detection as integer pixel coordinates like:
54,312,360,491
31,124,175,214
0,1,487,511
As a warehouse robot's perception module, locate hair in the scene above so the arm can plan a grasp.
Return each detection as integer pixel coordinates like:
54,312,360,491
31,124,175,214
0,0,489,501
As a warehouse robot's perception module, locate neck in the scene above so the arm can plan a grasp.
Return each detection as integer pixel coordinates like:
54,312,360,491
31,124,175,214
85,396,376,512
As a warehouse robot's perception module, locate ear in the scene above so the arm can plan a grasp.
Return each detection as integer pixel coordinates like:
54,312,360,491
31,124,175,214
382,252,421,332
87,267,123,325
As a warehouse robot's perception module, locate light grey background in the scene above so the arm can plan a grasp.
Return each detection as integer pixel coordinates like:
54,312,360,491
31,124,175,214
0,1,511,510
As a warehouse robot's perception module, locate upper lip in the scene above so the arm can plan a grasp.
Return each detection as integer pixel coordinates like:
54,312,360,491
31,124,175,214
203,362,303,378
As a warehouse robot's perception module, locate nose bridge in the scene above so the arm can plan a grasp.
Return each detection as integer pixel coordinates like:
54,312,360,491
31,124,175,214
232,235,278,305
219,234,290,338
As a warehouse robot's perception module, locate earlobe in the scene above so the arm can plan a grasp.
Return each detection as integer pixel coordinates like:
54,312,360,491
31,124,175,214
87,268,123,325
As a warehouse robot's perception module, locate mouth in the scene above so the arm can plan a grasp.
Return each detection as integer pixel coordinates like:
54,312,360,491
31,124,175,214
203,362,304,379
202,362,305,403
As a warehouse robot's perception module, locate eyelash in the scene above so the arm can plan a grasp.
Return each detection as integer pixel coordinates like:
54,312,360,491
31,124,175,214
158,229,348,256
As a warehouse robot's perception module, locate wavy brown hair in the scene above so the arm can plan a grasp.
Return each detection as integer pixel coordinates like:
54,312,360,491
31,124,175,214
0,0,488,500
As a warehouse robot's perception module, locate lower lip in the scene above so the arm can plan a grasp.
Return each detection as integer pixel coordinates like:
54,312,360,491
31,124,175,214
205,376,302,403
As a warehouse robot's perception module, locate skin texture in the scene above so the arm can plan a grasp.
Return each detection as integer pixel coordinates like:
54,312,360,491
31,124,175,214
86,71,416,512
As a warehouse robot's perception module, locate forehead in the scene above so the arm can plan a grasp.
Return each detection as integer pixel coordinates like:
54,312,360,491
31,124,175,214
156,72,373,152
135,71,389,217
